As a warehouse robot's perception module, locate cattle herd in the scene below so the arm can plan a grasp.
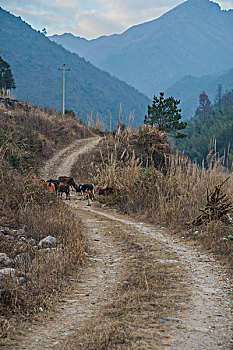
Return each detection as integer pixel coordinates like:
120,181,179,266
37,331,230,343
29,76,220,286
34,176,122,201
35,176,94,200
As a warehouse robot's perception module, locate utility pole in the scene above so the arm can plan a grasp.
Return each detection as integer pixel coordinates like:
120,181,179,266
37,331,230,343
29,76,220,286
58,64,70,115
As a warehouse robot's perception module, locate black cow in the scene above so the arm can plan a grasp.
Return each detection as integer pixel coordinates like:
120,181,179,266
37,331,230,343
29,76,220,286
58,183,70,200
75,184,95,198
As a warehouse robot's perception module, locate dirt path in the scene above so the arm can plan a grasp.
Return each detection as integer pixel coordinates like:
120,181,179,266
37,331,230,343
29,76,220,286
17,137,232,349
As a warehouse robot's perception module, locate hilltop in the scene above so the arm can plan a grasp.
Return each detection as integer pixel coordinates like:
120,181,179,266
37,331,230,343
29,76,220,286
50,0,233,103
0,8,150,129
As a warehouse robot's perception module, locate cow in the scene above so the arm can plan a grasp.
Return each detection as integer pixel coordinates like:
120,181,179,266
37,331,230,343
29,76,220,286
58,176,77,190
48,179,60,195
75,184,95,198
57,183,70,200
98,187,121,196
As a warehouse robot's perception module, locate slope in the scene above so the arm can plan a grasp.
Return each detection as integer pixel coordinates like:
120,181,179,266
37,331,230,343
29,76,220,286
49,0,233,98
166,67,233,120
0,8,150,129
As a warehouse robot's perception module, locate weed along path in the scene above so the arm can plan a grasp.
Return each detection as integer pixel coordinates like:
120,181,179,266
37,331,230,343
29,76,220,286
16,137,232,350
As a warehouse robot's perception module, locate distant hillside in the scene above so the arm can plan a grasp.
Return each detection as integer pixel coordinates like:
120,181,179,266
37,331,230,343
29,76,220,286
166,67,233,120
0,8,150,129
49,0,233,99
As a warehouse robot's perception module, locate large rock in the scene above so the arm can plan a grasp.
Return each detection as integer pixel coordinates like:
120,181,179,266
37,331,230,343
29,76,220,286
38,236,57,248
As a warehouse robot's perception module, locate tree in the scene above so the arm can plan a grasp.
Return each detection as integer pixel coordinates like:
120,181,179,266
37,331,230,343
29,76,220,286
144,92,187,138
0,56,16,92
195,91,211,121
3,68,16,90
41,28,47,36
216,84,222,112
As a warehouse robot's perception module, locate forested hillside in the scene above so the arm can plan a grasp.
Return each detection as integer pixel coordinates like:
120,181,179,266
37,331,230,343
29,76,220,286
0,8,150,129
177,90,233,165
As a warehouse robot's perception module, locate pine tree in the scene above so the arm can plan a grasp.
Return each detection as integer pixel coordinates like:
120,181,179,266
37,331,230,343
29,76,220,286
3,68,16,90
0,56,16,92
144,92,187,138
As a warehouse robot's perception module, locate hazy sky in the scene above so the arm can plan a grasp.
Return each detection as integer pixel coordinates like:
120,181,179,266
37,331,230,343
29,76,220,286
1,0,232,39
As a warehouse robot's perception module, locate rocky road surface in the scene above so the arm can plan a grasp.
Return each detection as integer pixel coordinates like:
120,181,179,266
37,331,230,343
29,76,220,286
15,137,232,350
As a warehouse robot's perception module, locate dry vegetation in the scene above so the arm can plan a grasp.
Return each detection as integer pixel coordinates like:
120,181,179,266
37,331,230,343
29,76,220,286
0,100,92,339
72,126,233,267
0,99,94,172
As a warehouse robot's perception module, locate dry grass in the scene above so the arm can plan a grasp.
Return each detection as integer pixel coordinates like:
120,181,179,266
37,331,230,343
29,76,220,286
0,161,86,340
71,127,233,267
0,102,90,338
62,221,189,349
0,103,94,172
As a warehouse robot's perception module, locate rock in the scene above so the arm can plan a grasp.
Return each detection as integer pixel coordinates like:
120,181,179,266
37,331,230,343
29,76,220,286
158,317,182,324
17,236,27,242
38,236,56,248
226,214,233,223
0,268,16,282
0,253,13,266
4,235,13,241
28,238,36,245
17,227,26,234
0,227,10,235
137,340,148,345
193,230,199,235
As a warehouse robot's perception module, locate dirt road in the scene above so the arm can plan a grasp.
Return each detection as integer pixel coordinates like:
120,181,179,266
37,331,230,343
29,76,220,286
17,137,232,349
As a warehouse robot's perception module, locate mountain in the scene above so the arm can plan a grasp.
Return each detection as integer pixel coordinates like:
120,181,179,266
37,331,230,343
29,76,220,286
166,67,233,120
49,0,233,99
0,8,150,129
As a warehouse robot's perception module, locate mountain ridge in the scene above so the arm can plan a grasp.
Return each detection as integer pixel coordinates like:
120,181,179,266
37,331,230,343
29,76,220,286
49,0,233,99
0,7,150,128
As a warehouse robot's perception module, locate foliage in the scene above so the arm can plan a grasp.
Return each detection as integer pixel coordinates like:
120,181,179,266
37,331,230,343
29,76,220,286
144,92,187,138
195,91,211,121
0,56,15,91
177,89,233,165
65,109,76,119
41,27,47,35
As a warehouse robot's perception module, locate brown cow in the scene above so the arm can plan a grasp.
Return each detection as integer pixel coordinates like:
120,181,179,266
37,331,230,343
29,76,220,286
98,187,121,196
58,176,77,190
